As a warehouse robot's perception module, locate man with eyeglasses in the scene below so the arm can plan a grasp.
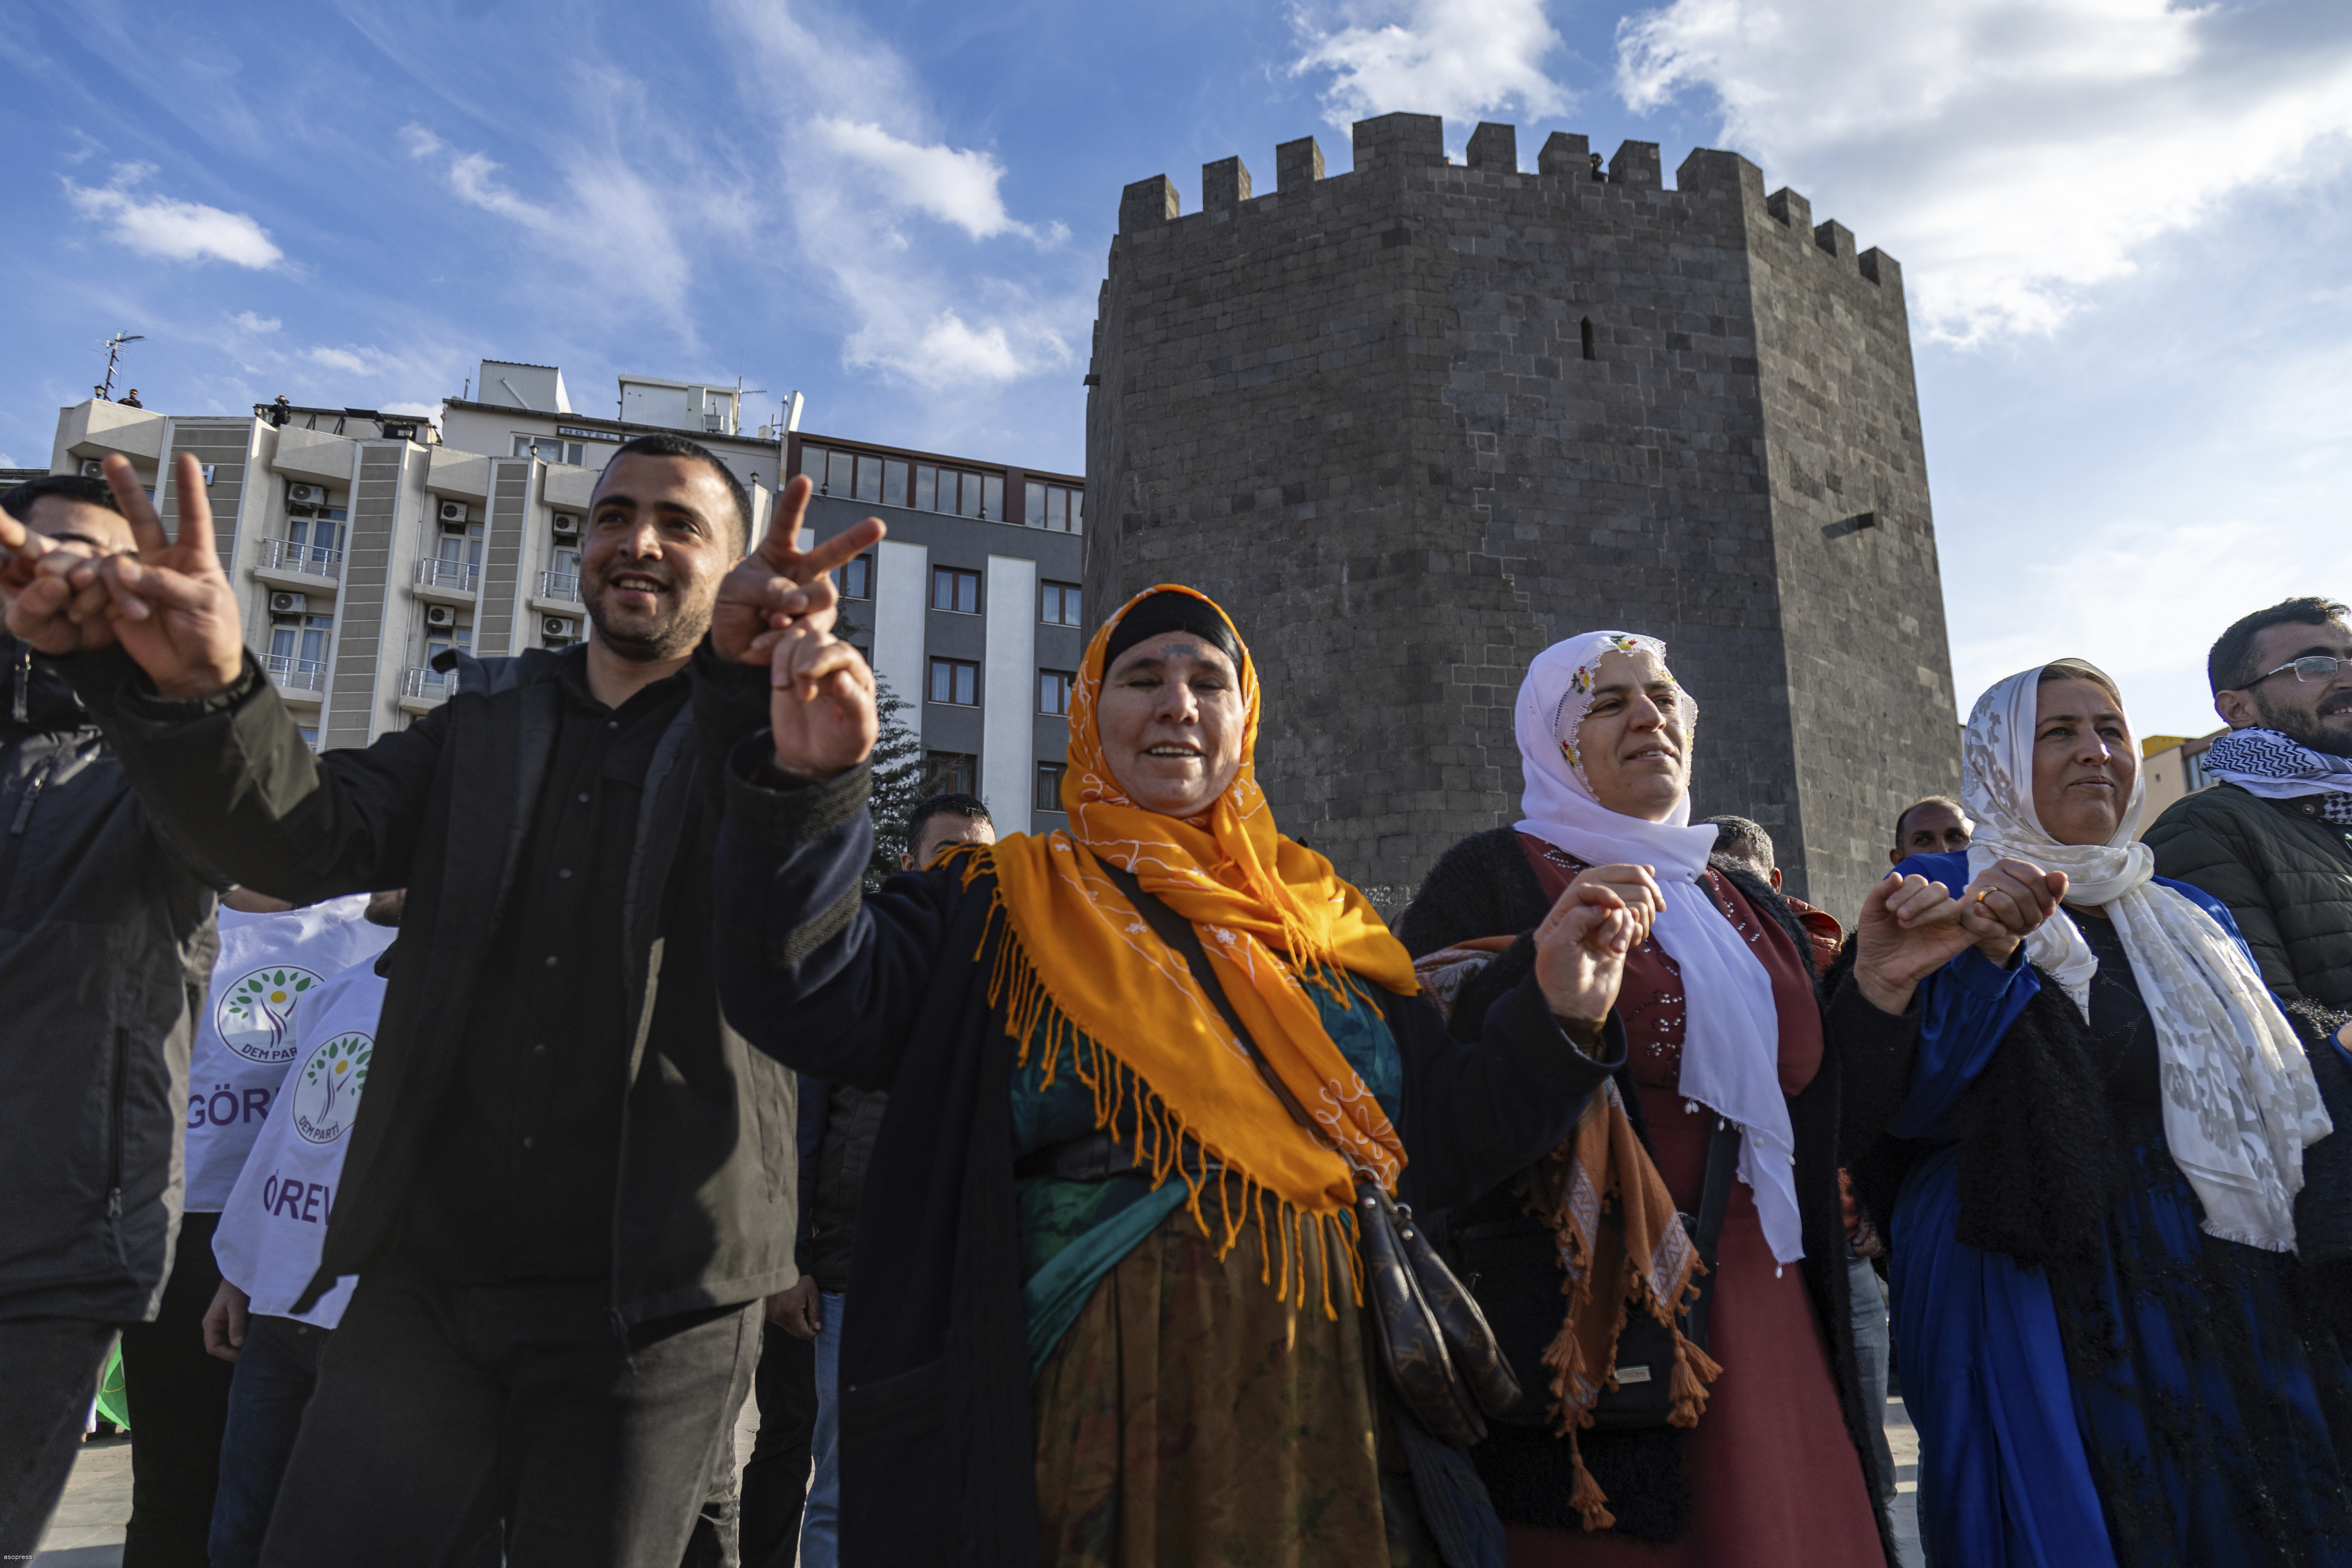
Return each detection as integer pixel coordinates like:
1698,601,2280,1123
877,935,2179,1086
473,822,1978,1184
2146,596,2352,1285
2148,596,2352,1008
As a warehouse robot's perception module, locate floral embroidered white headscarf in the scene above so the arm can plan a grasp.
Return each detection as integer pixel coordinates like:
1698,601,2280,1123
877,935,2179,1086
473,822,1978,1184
1515,631,1804,1268
1964,662,2330,1251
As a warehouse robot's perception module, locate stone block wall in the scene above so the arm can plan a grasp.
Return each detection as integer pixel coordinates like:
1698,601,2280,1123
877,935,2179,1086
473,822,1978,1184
1084,112,1957,920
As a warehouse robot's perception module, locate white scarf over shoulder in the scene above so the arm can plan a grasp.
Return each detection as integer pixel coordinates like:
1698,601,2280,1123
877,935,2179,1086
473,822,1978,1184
1515,632,1804,1267
1964,665,2330,1252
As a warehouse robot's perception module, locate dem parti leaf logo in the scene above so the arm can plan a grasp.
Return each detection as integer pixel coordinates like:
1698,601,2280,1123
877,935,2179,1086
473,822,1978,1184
218,967,325,1065
291,1032,371,1145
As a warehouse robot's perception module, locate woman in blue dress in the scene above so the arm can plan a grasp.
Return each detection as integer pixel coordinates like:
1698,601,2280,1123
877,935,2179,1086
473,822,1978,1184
1841,657,2352,1567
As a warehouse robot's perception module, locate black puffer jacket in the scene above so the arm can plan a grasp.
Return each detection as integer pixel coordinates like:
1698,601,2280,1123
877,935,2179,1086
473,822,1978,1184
0,639,218,1324
1399,826,1901,1561
2145,782,2352,1009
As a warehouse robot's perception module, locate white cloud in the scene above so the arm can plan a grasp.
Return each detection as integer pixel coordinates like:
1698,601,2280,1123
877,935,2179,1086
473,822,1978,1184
1614,0,2352,343
400,120,695,318
1290,0,1571,134
65,164,282,269
230,310,279,333
714,0,1085,390
810,118,1048,243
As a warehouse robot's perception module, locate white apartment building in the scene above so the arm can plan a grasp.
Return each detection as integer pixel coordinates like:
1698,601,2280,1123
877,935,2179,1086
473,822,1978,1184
42,384,773,749
36,359,1087,835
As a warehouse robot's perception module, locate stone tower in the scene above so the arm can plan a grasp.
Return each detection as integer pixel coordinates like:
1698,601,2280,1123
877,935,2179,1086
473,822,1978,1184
1083,113,1959,922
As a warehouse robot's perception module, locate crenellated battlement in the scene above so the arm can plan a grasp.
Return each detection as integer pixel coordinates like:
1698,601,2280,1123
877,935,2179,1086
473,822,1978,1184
1116,111,1900,292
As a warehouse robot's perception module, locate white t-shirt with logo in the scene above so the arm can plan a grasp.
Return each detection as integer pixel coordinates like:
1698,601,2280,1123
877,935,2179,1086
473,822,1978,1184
185,897,394,1212
212,955,389,1328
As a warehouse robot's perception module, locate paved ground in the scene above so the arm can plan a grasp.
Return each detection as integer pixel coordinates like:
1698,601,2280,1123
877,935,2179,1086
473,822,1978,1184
38,1385,1926,1567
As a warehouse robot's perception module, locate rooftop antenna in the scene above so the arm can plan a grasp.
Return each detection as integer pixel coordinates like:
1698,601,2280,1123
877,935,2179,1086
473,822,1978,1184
735,375,768,437
99,332,145,401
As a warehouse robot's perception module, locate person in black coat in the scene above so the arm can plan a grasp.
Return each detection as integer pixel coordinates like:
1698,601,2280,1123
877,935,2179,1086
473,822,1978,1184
706,575,1653,1568
0,476,220,1557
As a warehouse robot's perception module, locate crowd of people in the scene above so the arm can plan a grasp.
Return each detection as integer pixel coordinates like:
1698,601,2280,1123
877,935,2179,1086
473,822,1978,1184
0,436,2347,1568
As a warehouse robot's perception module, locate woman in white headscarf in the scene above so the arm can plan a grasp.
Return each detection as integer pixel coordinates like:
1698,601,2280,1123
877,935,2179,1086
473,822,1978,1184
1403,631,1960,1568
1841,658,2352,1568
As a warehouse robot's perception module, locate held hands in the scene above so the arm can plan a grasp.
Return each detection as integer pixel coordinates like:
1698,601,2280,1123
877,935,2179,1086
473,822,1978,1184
1852,857,2067,1014
1533,863,1665,1033
0,524,120,656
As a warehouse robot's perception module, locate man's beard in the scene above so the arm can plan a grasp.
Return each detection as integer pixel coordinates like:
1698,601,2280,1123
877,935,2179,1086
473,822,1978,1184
584,578,713,662
2253,688,2352,759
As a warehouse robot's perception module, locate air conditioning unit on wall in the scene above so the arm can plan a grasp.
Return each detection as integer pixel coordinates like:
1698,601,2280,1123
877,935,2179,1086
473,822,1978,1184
542,615,579,644
79,459,106,478
268,592,308,618
287,483,326,506
437,500,469,526
423,604,457,631
549,513,580,541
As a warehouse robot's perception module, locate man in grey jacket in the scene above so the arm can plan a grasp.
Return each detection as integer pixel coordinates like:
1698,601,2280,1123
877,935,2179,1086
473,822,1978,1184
0,475,220,1555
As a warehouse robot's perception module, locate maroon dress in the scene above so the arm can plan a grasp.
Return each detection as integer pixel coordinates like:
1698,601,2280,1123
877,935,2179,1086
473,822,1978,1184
1506,836,1882,1568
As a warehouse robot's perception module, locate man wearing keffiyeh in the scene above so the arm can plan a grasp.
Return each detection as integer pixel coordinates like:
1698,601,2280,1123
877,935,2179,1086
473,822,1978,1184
2143,594,2352,1281
2145,596,2352,1012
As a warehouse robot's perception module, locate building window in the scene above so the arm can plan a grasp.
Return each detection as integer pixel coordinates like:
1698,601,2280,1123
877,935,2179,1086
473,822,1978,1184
512,435,584,465
1579,318,1595,361
285,513,343,566
931,566,981,614
928,657,979,706
924,751,977,796
2185,746,2210,794
914,465,1002,521
1024,482,1084,534
1038,670,1073,716
837,554,873,600
423,614,473,668
267,614,334,686
1035,761,1066,814
298,726,321,752
1041,581,1082,626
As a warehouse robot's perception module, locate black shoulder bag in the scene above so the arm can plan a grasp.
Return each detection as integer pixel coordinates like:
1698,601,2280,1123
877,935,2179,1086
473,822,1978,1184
1098,862,1521,1448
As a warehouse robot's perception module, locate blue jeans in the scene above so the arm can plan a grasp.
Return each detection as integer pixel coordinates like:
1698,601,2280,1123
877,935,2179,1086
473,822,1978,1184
210,1314,329,1568
1846,1250,1896,1503
798,1291,845,1568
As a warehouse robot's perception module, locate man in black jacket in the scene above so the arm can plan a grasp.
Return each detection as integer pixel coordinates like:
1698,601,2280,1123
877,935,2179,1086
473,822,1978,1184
2145,596,2352,1275
0,476,220,1556
11,443,875,1566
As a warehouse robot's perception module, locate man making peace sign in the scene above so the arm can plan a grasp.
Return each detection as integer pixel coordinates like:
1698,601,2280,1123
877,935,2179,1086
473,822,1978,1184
2,436,880,1567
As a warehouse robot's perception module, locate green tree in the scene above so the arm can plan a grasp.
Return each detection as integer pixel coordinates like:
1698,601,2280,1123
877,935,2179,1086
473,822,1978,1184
865,677,929,889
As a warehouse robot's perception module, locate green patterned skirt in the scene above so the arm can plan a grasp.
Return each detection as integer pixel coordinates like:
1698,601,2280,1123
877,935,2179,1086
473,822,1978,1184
1031,1198,1443,1568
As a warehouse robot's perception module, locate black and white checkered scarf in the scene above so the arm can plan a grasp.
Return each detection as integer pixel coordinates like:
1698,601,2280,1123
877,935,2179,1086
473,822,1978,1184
2202,727,2352,826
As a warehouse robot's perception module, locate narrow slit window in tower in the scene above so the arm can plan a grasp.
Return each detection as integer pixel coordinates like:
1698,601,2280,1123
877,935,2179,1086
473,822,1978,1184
1580,318,1596,361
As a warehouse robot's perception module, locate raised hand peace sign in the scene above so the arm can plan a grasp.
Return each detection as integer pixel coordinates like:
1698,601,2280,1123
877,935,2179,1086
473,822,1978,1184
89,453,248,699
711,474,886,666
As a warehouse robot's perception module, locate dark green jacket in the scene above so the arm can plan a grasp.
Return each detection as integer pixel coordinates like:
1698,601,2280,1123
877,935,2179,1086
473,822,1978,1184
2145,782,2352,1012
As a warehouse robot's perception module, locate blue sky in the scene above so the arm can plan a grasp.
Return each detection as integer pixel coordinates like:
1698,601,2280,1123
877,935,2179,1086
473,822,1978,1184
4,0,2348,740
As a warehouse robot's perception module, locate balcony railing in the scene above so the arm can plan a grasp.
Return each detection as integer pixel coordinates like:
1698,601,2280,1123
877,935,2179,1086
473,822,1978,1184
414,558,480,594
537,569,582,604
401,666,454,702
258,538,342,578
263,654,327,691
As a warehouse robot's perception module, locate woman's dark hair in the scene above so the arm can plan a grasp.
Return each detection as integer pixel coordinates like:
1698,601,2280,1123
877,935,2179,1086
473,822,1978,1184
1,473,125,523
2207,597,2350,693
600,434,751,552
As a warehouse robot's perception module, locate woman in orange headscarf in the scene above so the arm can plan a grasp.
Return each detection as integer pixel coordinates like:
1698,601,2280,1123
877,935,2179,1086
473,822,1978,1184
711,577,1655,1568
